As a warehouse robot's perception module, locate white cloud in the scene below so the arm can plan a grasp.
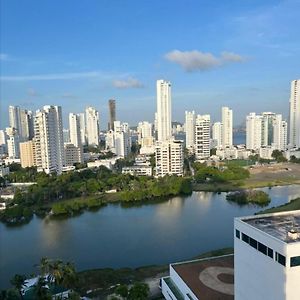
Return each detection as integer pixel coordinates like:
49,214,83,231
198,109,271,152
113,77,144,89
0,71,108,81
165,50,245,72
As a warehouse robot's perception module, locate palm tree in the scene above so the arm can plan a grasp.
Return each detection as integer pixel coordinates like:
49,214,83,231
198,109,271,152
33,277,51,300
10,274,26,300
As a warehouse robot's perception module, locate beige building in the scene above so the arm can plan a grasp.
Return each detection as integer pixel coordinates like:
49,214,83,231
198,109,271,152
20,140,35,168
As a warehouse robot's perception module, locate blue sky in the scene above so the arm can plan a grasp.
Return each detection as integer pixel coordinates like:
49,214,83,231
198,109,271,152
1,0,299,129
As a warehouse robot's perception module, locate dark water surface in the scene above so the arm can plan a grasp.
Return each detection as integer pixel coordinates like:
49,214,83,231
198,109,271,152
1,185,299,288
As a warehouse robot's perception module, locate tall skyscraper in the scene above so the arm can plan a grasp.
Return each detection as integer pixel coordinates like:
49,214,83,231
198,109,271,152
8,105,21,134
85,106,100,146
6,127,20,159
185,111,195,151
195,114,211,159
108,99,116,131
289,79,300,148
34,105,65,174
272,114,288,151
69,113,83,163
261,112,276,147
246,113,262,150
156,80,172,141
221,106,233,148
78,113,86,145
212,122,222,149
113,121,131,157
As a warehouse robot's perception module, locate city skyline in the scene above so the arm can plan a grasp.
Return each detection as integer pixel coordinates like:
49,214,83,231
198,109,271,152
1,0,300,128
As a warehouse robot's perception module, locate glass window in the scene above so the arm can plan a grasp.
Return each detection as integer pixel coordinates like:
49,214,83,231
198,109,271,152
250,237,258,249
242,233,249,244
267,248,273,259
235,229,240,239
276,253,286,266
258,242,267,255
291,256,300,267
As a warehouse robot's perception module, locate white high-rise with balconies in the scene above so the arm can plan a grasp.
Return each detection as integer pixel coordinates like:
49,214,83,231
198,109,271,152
78,113,86,145
69,113,83,163
272,114,288,151
34,105,65,174
246,113,262,150
289,79,300,148
185,111,195,151
85,106,99,146
156,80,172,142
6,127,20,159
212,122,222,149
221,106,233,148
195,114,211,159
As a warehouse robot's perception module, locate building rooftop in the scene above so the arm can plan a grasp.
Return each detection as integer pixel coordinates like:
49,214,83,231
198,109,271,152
241,210,300,244
171,254,234,300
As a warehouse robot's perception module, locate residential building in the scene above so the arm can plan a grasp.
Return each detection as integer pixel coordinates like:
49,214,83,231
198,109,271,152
85,106,100,146
122,165,152,176
272,114,288,151
113,121,131,157
8,105,21,135
195,115,211,160
156,80,172,141
34,105,65,174
155,140,183,177
78,113,86,145
0,130,7,154
235,211,300,300
289,79,300,148
6,127,20,159
185,111,195,151
108,99,116,131
222,106,233,148
69,113,83,163
20,140,35,168
64,143,82,166
212,122,222,149
261,112,276,147
246,113,262,150
137,121,154,154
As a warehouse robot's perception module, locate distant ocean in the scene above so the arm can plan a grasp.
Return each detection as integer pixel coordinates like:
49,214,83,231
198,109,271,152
233,132,246,145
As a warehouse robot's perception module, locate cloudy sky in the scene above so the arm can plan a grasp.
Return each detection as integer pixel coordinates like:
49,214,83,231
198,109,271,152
0,0,299,129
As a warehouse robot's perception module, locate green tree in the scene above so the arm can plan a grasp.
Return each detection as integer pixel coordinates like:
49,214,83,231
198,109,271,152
33,277,51,300
115,284,129,298
10,274,26,300
271,150,287,162
128,283,149,300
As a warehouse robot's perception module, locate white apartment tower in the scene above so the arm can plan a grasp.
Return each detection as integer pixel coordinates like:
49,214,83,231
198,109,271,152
246,113,262,150
185,111,195,151
221,106,233,148
156,80,172,141
235,211,300,300
34,105,65,174
194,115,211,160
261,112,276,147
289,79,300,148
78,113,86,145
85,106,100,146
113,121,131,157
8,106,21,134
6,127,20,159
69,113,83,163
272,114,288,151
155,140,183,177
212,122,222,149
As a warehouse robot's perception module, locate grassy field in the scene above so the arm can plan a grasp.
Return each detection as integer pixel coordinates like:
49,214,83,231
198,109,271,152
75,247,234,298
257,197,300,215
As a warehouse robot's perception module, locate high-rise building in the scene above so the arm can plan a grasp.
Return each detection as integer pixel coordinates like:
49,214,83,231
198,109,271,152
185,111,195,151
6,127,20,159
137,121,154,154
221,106,233,148
78,113,86,145
85,106,100,146
69,113,83,163
108,99,116,131
8,105,21,133
113,121,131,157
156,80,172,141
195,115,211,159
212,122,222,149
272,114,288,151
20,140,36,168
246,113,262,150
155,140,183,177
289,79,300,148
261,112,276,147
64,143,82,166
234,211,300,300
34,105,65,174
